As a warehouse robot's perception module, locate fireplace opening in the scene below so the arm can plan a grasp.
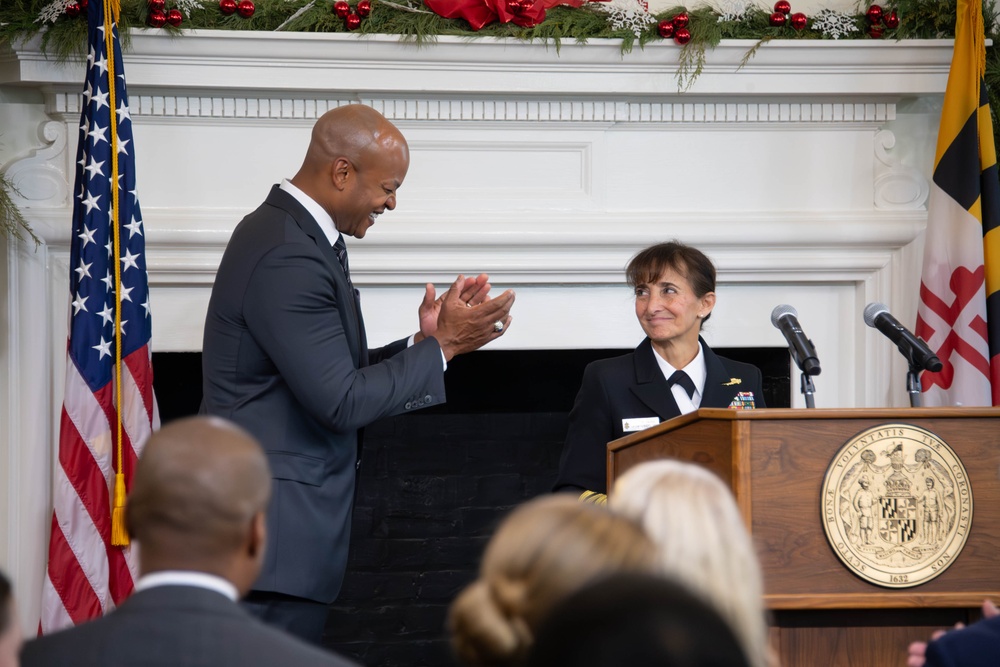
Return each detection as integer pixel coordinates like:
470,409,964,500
153,347,790,421
152,348,789,665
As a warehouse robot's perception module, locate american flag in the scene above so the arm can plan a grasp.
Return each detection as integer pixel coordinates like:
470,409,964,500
39,0,159,633
915,0,1000,406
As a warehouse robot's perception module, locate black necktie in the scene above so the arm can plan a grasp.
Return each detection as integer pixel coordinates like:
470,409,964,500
333,236,353,288
668,370,696,399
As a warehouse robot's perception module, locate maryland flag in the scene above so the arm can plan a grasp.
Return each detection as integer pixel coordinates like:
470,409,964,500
915,0,1000,406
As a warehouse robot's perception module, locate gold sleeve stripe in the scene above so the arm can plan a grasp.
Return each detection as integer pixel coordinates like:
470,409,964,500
578,491,608,505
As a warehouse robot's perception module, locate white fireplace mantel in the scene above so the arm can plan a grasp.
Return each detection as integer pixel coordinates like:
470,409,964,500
2,32,950,627
2,32,955,96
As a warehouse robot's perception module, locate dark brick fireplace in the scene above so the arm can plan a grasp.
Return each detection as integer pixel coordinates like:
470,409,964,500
153,348,789,666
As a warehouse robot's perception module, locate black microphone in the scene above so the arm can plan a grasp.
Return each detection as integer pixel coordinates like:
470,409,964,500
863,303,943,372
770,305,821,376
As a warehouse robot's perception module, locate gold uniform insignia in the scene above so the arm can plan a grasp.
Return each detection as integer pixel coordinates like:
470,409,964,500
723,378,742,386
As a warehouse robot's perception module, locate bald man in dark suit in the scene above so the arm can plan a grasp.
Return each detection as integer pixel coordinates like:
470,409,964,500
21,417,357,667
201,104,515,643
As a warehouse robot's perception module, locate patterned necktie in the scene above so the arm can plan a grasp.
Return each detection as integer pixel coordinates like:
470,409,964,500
333,235,353,288
668,370,696,399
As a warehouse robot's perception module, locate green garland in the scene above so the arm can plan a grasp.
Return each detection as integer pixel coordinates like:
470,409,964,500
0,0,996,90
0,0,993,56
0,171,40,247
0,0,998,236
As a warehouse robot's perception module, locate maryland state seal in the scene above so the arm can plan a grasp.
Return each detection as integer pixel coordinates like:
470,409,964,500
821,424,973,588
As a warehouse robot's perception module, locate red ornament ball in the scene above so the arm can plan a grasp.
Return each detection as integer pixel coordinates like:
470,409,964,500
65,2,81,16
673,27,691,45
790,11,807,30
657,19,674,38
883,10,899,28
147,8,167,26
237,0,254,17
865,4,883,23
345,11,361,28
773,0,790,14
148,0,165,10
671,12,689,29
219,0,237,14
868,25,883,38
166,8,182,25
768,11,786,26
80,0,89,10
334,0,350,16
357,0,371,17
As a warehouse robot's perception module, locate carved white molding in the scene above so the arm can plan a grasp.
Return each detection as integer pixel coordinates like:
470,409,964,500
873,129,930,210
48,91,898,124
1,120,69,208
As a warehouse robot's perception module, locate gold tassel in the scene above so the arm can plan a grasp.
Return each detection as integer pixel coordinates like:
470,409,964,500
111,472,130,546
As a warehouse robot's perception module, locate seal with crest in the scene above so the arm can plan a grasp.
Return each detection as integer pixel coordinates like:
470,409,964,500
821,424,973,588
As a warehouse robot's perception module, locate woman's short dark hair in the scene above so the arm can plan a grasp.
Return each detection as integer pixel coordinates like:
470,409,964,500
0,569,11,635
626,241,717,323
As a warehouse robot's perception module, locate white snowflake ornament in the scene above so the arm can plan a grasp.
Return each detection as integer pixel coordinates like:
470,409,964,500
175,0,203,13
811,9,859,39
35,0,70,24
600,0,656,38
716,0,751,23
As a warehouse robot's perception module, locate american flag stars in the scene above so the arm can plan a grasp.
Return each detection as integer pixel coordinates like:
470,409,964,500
67,17,151,387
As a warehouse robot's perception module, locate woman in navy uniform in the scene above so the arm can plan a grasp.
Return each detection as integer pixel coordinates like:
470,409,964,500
554,241,765,503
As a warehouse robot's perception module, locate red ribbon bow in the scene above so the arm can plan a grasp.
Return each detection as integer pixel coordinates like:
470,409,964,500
425,0,584,30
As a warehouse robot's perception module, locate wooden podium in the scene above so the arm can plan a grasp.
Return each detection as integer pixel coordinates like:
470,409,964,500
607,407,1000,666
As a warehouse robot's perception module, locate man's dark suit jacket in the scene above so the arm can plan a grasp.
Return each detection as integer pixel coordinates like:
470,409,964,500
202,186,445,603
20,586,358,667
926,615,1000,667
554,337,765,495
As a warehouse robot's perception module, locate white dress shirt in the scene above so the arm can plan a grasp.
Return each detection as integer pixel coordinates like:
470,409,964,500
651,343,707,415
134,570,239,602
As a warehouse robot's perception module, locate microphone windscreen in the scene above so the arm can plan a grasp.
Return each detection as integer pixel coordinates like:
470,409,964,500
863,302,889,328
770,304,797,327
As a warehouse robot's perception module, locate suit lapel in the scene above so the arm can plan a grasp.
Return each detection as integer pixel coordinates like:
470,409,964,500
629,339,682,420
701,338,742,408
265,186,364,367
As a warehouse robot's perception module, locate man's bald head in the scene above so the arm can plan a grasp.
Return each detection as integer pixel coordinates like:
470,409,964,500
302,104,407,175
292,104,410,238
126,416,271,578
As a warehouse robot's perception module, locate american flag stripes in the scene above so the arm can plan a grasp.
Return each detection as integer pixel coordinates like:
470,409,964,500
39,0,159,633
915,0,1000,406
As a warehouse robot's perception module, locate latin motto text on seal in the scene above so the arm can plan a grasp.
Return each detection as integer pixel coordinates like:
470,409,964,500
821,424,973,588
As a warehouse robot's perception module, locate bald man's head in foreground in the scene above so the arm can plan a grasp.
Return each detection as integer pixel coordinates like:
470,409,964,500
125,416,272,596
291,104,409,240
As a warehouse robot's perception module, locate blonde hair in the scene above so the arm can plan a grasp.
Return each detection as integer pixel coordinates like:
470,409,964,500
611,460,771,667
448,495,657,667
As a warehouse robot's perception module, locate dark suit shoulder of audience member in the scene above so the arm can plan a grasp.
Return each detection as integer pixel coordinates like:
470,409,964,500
925,614,1000,667
526,572,751,667
20,585,350,667
20,416,357,667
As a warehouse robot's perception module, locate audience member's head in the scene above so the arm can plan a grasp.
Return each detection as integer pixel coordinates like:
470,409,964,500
526,572,751,667
0,570,21,667
611,460,771,667
125,416,272,595
448,495,657,667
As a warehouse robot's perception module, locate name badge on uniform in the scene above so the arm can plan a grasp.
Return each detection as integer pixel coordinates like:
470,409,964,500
622,417,660,432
